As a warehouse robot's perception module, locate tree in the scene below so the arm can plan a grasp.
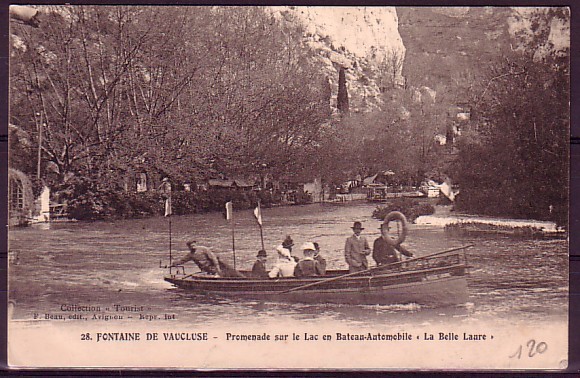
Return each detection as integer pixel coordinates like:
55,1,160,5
452,46,569,225
337,66,349,115
378,47,404,91
9,6,332,197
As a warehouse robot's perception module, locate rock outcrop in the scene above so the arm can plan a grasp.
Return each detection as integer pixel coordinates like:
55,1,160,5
268,6,405,113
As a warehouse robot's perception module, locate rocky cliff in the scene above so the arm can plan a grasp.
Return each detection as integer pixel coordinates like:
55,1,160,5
397,6,569,107
397,7,512,103
274,6,569,116
268,6,404,113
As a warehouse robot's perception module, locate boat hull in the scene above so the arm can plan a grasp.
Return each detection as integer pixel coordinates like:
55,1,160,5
164,264,469,306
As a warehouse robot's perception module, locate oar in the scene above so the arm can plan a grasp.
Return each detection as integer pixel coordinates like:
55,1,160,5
277,244,474,295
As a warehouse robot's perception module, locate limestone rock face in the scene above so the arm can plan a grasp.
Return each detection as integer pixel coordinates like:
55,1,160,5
267,6,405,113
397,6,514,103
397,6,569,104
267,6,568,115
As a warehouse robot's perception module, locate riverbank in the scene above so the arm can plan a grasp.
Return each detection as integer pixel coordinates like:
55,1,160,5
415,205,563,233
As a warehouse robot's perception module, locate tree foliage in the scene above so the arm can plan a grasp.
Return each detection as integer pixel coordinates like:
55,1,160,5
337,66,349,115
451,9,569,226
321,84,448,187
9,6,331,193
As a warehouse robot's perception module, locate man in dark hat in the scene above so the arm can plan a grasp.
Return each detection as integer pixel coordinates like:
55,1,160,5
251,249,269,278
282,235,294,251
373,223,414,266
313,242,327,275
344,221,371,273
282,235,300,262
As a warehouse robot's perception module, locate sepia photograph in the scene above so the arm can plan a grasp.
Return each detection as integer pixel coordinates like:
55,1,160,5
6,5,570,370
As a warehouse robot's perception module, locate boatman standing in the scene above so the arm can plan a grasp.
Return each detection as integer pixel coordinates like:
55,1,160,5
344,221,371,273
373,223,414,266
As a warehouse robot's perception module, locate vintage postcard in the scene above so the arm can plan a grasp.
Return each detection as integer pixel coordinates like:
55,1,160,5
6,5,569,370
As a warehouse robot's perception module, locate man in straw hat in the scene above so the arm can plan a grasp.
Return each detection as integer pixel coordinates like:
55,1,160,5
344,221,371,273
294,242,324,277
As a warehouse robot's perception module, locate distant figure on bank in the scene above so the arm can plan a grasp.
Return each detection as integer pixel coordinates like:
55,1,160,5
312,242,327,275
268,245,297,278
158,177,172,199
344,221,371,273
251,249,269,278
294,242,324,277
373,223,414,266
171,240,244,278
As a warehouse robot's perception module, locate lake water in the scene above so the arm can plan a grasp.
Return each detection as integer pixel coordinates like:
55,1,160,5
7,201,569,369
8,201,568,328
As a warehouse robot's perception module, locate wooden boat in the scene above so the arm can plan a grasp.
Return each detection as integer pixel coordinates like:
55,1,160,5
164,246,471,306
366,186,426,202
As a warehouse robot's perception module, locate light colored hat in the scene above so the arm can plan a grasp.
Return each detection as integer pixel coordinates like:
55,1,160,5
275,245,292,260
301,242,316,251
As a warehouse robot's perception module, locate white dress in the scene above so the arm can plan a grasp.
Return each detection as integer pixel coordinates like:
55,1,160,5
268,258,297,278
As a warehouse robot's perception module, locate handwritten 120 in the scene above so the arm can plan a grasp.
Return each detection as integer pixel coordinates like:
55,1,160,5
510,339,548,359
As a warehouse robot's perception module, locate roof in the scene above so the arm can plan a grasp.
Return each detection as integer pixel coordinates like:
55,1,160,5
207,179,254,188
232,179,254,188
362,174,378,185
208,179,234,188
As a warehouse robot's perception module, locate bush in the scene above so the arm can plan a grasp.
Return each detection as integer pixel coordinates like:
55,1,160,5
295,190,312,205
171,191,201,215
258,190,285,207
372,198,435,223
443,222,562,239
56,175,280,220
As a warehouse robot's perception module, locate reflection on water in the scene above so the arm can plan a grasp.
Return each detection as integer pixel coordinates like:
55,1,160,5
8,202,568,328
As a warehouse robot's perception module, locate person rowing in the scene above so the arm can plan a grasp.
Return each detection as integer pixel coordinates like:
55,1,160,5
171,240,244,278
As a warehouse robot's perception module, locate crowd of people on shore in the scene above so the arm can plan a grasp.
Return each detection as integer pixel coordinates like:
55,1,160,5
170,220,414,279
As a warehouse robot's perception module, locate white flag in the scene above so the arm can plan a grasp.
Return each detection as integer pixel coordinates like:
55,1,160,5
164,197,172,217
253,203,262,226
225,201,233,220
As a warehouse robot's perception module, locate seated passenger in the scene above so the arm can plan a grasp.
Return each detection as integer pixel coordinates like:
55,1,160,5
312,242,327,275
251,249,269,278
171,240,245,278
294,242,324,278
282,235,294,251
282,235,300,262
268,245,297,278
